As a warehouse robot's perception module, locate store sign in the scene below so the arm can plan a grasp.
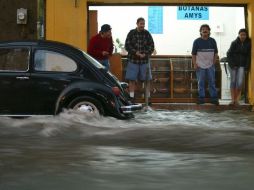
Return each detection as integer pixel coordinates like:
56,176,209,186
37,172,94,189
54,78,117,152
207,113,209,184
177,6,209,20
148,6,163,34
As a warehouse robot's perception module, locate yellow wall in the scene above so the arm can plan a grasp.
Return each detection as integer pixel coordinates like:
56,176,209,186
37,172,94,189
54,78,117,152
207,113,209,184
247,3,254,105
46,0,254,104
46,0,87,50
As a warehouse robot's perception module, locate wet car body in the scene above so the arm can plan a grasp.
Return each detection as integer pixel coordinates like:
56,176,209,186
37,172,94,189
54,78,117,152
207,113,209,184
0,40,142,119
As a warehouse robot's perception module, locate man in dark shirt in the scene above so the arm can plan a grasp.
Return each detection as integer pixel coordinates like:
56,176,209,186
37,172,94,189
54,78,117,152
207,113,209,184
88,24,114,71
125,17,154,103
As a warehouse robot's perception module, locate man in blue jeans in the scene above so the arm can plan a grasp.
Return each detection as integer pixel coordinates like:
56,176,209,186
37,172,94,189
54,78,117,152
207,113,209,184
192,24,219,105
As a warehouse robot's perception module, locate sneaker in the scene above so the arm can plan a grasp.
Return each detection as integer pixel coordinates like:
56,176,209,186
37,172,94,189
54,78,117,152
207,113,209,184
197,100,205,105
211,100,219,105
145,101,152,106
128,97,135,104
144,99,152,106
234,101,240,106
228,101,235,106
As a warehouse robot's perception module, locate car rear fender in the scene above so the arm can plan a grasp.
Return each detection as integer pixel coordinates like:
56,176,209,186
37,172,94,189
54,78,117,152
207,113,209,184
54,81,121,114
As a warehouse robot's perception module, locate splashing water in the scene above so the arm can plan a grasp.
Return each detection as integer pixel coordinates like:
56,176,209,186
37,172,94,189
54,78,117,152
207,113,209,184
1,109,254,190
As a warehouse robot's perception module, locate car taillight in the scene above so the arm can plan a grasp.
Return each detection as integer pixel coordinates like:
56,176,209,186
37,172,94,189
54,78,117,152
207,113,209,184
112,86,121,96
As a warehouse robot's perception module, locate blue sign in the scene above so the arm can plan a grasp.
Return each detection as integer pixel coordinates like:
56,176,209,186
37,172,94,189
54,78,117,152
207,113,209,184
177,6,209,20
148,6,163,34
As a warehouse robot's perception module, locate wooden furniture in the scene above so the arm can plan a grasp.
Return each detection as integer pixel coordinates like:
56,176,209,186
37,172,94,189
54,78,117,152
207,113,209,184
109,53,123,80
112,55,221,103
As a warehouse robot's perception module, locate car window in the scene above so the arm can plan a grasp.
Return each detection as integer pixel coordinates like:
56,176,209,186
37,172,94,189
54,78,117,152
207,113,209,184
34,50,77,72
82,51,104,69
0,47,29,71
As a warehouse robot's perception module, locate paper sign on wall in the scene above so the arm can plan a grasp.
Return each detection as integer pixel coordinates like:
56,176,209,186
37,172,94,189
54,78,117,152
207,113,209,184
177,6,209,20
148,6,163,34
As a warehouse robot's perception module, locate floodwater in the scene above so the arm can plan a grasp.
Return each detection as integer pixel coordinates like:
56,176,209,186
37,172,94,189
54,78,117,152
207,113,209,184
0,109,254,190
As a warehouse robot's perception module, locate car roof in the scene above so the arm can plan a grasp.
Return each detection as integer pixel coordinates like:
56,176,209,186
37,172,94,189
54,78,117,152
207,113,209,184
0,40,82,53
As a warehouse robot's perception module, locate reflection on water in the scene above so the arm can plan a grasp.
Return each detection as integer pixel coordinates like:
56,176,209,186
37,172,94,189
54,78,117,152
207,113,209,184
0,109,254,190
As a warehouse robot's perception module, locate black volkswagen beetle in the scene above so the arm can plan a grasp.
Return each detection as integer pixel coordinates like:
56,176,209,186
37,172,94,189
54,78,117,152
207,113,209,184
0,40,142,119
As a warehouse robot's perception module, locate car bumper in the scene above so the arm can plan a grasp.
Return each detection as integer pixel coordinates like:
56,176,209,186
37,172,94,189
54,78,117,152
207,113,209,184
120,103,142,114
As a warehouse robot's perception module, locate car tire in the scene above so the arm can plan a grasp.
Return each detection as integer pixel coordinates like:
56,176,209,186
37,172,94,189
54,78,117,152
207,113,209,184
67,96,104,116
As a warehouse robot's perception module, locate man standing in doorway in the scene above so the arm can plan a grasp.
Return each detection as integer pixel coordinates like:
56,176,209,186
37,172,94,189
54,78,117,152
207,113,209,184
192,24,219,105
125,17,154,103
88,24,114,71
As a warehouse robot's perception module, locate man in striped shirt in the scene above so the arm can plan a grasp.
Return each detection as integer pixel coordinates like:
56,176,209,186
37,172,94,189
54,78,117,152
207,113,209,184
192,24,219,105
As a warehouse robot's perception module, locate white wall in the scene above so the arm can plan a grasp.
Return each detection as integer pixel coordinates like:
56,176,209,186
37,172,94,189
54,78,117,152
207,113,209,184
89,6,245,58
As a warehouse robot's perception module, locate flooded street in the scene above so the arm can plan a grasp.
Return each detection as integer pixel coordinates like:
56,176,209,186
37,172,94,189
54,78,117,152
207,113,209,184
1,109,254,190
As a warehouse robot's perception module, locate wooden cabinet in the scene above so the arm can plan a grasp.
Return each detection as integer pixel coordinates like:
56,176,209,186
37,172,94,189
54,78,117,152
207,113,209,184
170,57,200,100
150,57,171,99
109,53,123,80
119,55,221,103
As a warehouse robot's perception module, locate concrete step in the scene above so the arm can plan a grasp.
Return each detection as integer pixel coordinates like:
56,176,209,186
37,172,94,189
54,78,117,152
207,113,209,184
142,100,253,111
149,103,252,111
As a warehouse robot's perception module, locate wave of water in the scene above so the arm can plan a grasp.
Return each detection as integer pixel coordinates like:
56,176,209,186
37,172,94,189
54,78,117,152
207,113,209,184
0,109,254,155
1,109,254,190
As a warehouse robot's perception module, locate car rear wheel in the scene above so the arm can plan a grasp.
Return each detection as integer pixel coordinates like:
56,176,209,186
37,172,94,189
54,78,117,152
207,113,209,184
68,96,104,116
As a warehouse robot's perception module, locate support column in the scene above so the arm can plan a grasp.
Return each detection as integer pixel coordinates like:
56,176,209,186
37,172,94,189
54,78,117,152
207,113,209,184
247,3,254,105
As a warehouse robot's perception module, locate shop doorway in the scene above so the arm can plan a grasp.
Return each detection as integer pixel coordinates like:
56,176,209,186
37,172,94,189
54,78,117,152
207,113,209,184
88,5,247,103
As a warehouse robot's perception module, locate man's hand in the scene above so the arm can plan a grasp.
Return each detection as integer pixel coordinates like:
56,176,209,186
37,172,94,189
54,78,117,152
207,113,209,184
192,55,198,69
136,51,146,58
193,62,198,69
102,51,109,56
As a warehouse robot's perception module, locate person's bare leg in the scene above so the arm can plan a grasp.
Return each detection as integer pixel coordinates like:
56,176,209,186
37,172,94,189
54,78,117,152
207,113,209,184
230,88,235,105
146,81,150,98
128,80,136,99
235,89,242,105
143,80,151,106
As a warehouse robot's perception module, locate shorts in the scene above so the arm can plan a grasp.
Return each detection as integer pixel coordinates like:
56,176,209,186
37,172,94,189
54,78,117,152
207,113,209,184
229,66,244,89
125,62,152,81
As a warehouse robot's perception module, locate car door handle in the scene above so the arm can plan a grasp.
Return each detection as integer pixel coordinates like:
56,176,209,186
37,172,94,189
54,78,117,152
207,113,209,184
16,76,30,80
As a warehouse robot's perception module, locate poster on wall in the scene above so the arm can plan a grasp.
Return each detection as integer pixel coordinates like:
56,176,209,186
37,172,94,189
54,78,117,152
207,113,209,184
177,6,209,20
148,6,163,34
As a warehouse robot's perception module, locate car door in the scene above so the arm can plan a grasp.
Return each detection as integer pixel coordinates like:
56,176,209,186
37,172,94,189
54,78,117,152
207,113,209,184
29,48,79,114
0,47,31,114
